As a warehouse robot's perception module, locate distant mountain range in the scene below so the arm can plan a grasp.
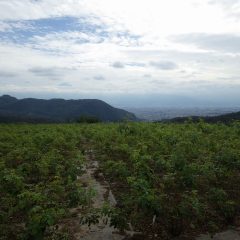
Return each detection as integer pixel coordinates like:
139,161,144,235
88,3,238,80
0,95,137,123
165,111,240,124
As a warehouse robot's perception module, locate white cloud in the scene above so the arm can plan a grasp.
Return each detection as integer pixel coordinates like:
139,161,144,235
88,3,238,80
0,0,88,21
172,33,240,54
0,0,240,103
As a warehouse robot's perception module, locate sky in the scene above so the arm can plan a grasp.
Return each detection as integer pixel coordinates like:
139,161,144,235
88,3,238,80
0,0,240,107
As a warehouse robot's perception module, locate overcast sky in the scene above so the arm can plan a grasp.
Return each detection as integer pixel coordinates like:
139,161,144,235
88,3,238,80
0,0,240,107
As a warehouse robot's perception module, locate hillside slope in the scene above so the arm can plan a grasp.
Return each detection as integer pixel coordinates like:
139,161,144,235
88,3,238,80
0,95,136,122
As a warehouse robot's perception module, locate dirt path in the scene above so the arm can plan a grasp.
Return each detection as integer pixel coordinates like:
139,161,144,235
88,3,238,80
75,149,126,240
195,229,240,240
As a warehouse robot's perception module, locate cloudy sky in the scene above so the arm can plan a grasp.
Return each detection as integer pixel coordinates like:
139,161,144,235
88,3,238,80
0,0,240,107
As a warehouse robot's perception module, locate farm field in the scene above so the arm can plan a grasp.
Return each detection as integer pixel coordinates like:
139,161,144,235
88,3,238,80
0,122,240,239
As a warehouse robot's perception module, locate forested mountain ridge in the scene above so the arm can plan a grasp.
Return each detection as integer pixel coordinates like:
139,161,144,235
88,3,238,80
0,95,137,122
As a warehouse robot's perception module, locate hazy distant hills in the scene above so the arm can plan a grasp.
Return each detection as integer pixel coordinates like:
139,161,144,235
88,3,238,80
0,95,137,123
166,111,240,123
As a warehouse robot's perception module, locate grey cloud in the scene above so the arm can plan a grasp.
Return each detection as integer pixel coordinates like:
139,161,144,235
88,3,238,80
58,82,72,87
29,67,61,77
143,74,152,78
173,33,240,53
218,76,240,81
28,67,69,80
0,70,16,78
126,62,146,67
111,61,146,69
149,61,178,70
184,80,212,86
93,75,105,80
150,79,168,85
111,61,125,68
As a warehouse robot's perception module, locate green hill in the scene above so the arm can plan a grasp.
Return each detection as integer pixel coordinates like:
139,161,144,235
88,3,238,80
0,95,136,123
